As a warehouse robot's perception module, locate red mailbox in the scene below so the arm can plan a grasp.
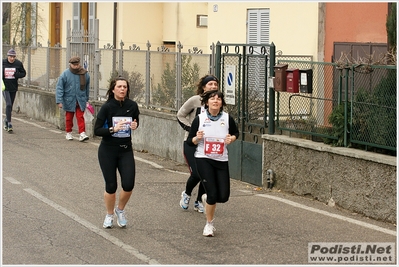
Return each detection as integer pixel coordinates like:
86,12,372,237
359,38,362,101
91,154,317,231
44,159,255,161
273,64,288,92
286,68,299,93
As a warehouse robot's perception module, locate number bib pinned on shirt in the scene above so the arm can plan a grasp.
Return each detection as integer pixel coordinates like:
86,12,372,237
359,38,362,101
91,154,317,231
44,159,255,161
204,137,225,157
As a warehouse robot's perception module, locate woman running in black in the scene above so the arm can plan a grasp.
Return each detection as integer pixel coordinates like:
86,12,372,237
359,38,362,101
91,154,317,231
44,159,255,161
187,90,239,237
94,76,140,228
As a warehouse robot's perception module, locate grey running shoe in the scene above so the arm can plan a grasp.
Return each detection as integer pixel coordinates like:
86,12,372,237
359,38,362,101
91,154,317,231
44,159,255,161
180,191,191,210
194,201,204,213
114,208,127,227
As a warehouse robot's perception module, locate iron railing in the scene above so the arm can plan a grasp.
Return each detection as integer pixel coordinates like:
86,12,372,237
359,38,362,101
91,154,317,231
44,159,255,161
2,42,213,113
275,60,396,153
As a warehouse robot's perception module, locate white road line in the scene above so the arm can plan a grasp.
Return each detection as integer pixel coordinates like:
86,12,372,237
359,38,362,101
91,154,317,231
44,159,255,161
135,156,163,169
13,117,46,128
4,177,22,184
165,169,188,175
24,188,161,265
239,190,396,237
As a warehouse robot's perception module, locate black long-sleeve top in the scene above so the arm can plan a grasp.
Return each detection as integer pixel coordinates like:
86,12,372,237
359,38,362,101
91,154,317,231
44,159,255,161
94,98,140,146
2,58,26,92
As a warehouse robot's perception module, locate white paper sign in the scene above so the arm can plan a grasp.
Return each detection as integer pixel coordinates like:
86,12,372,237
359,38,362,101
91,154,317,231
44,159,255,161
224,65,236,105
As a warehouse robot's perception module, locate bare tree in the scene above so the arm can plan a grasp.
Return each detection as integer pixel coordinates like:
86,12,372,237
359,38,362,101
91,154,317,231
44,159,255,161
2,2,44,46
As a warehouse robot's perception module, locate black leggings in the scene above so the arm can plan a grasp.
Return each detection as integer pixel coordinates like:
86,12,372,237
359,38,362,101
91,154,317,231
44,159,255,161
195,158,230,205
2,91,16,123
98,143,136,194
183,141,205,202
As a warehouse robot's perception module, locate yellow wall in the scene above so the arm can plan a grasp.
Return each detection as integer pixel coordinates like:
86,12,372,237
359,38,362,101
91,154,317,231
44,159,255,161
96,3,115,47
33,2,319,58
207,2,319,57
37,3,50,45
116,3,163,49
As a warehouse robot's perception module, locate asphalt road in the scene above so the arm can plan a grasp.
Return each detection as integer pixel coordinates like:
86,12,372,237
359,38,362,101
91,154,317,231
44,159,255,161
2,112,397,265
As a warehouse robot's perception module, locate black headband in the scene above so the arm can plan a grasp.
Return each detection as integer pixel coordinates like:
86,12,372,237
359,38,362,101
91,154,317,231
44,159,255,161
201,76,218,86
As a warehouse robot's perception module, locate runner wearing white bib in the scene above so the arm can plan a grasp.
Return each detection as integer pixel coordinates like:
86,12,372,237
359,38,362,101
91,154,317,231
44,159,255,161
177,75,219,212
187,90,239,237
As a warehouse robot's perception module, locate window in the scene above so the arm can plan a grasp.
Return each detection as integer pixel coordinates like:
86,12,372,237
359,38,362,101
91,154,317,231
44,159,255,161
197,15,208,27
73,2,96,32
246,9,271,100
247,9,270,44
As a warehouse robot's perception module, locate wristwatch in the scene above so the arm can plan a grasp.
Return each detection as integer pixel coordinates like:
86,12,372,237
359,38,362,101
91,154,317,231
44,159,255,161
109,127,114,134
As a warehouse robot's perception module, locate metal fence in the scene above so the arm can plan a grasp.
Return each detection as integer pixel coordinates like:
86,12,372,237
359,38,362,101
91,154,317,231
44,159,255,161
2,42,396,153
275,60,397,153
2,41,213,113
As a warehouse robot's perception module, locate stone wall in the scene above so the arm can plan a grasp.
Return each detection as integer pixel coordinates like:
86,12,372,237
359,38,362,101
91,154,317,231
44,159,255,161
262,134,396,223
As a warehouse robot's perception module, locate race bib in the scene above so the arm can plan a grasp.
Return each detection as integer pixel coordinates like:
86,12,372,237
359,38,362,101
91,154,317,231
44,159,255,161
4,68,16,79
204,137,225,157
112,117,132,138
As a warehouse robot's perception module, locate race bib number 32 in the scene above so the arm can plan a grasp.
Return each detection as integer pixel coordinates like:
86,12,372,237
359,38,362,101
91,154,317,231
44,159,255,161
204,137,225,156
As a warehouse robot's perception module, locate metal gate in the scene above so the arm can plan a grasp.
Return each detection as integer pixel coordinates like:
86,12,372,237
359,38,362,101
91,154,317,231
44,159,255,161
215,42,276,186
66,19,100,100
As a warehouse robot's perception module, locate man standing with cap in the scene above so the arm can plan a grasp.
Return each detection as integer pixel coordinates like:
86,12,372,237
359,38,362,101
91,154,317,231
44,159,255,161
56,56,90,141
2,48,26,132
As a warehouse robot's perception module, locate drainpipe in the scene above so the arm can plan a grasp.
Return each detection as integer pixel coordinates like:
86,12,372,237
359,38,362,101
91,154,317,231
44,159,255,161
113,3,117,74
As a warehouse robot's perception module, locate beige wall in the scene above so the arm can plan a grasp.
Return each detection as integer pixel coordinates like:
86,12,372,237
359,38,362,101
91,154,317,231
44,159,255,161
116,3,164,49
207,2,319,57
33,2,319,57
37,3,50,45
96,3,115,47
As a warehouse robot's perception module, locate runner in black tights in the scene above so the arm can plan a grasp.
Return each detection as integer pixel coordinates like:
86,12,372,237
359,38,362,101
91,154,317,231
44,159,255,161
177,75,219,212
94,76,140,229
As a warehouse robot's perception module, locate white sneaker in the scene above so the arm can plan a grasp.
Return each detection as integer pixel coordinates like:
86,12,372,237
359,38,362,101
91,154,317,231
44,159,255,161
103,214,114,229
201,194,207,215
180,191,191,210
66,132,73,140
79,132,89,142
114,208,127,227
194,201,204,213
203,221,215,237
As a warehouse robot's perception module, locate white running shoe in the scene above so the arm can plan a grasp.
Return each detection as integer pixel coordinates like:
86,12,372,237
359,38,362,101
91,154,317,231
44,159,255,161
103,214,113,229
203,221,215,237
180,191,191,210
114,208,127,227
66,132,73,140
79,132,89,142
194,201,204,213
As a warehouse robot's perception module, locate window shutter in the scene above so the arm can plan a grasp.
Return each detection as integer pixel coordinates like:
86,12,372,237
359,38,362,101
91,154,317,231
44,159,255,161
247,9,270,44
247,10,258,44
259,9,270,44
88,3,96,33
73,3,80,30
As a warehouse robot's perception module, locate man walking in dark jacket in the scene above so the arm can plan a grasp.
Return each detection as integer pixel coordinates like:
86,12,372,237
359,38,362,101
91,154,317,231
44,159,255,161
2,48,26,132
